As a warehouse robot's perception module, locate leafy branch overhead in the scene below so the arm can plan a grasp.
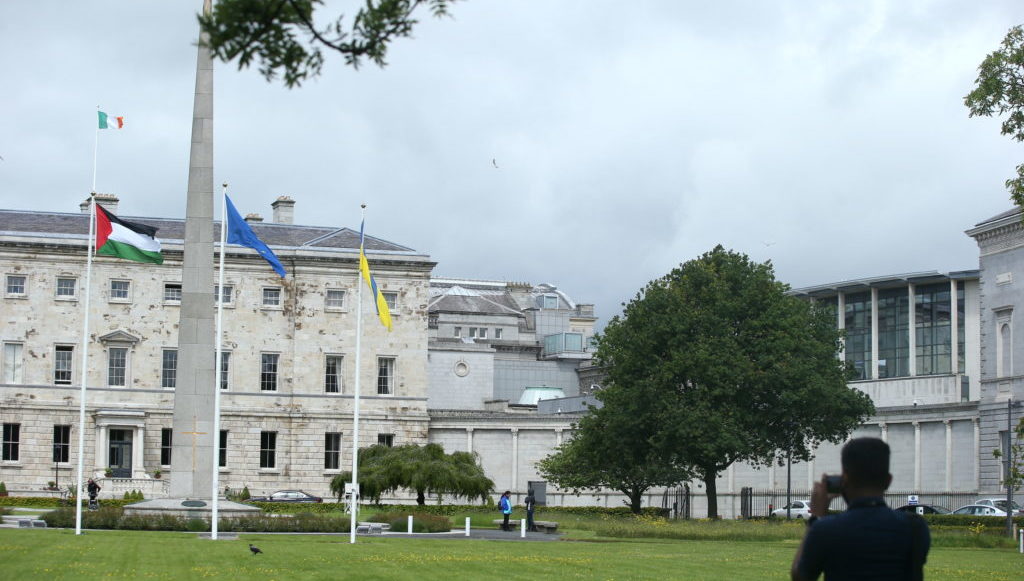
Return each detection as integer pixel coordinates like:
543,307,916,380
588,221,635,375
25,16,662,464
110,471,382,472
199,0,457,87
965,24,1024,207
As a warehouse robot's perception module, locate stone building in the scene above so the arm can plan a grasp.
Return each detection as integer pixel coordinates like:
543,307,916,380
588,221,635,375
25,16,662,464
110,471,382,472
0,195,435,498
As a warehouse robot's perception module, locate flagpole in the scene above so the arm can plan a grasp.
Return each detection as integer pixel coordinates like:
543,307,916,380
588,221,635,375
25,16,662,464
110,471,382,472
92,107,100,194
349,204,367,544
74,193,97,535
211,183,228,540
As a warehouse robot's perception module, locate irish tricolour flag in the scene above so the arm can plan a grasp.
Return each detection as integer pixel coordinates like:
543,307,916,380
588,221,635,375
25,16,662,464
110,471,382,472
98,111,124,129
95,205,163,264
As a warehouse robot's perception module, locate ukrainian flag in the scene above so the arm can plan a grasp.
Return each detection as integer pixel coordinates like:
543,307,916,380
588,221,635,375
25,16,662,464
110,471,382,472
359,219,392,331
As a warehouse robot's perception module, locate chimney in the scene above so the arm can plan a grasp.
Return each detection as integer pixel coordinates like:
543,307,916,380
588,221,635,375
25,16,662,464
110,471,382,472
271,196,295,224
244,213,264,223
81,193,120,214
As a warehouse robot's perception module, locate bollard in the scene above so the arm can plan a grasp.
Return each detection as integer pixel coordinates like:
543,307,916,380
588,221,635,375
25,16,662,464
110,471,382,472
465,517,471,537
408,515,413,534
1019,528,1022,554
521,516,526,538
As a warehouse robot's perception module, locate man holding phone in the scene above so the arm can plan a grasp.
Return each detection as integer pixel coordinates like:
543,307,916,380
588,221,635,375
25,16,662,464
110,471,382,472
791,437,930,581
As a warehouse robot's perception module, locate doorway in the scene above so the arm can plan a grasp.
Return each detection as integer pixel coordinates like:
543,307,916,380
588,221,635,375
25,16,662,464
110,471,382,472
108,429,133,478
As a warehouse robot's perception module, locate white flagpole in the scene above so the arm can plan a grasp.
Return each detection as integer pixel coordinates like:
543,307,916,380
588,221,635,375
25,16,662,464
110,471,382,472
74,193,97,535
92,107,100,194
349,204,366,544
211,183,228,540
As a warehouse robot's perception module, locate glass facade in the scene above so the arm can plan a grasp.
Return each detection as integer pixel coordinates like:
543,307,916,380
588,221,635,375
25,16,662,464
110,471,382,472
844,292,872,380
877,288,909,378
915,283,952,375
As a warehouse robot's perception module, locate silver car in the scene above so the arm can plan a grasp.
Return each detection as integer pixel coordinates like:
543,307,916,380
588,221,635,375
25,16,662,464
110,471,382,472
771,500,812,519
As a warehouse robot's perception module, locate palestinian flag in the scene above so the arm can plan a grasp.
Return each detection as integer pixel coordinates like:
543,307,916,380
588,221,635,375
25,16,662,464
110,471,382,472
95,204,163,264
98,111,124,129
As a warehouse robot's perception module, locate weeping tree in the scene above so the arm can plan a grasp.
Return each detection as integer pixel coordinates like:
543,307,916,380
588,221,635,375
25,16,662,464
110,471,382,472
330,443,493,505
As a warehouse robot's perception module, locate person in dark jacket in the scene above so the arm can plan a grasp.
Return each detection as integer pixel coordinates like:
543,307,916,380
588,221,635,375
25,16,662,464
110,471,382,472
791,438,930,581
524,489,537,532
87,478,101,510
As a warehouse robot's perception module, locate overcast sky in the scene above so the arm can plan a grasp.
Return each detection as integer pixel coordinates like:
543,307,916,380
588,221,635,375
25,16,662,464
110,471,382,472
1,1,1022,323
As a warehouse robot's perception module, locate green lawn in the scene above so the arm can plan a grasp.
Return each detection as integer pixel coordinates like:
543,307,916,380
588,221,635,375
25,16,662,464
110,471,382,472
0,529,1019,581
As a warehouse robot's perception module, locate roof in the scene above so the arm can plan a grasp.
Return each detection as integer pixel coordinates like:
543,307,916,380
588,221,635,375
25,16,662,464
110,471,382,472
428,286,524,316
0,209,415,253
791,270,979,297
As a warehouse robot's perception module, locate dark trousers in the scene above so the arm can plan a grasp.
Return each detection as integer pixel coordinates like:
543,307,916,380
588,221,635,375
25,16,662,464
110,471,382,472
502,513,510,531
527,509,535,531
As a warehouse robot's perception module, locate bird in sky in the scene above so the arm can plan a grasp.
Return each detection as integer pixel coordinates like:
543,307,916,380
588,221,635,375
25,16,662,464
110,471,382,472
249,544,262,555
492,158,499,169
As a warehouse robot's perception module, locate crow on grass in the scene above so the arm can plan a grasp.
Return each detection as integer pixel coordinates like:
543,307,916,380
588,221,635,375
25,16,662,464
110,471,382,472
249,544,262,555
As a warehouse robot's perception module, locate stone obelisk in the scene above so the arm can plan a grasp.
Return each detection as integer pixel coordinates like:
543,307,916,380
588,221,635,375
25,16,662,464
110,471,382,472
170,0,216,499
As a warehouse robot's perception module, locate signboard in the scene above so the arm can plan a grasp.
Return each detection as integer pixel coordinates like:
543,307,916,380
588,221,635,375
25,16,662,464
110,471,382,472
907,495,919,506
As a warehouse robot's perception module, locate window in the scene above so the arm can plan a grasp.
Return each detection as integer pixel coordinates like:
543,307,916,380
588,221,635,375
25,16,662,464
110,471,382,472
161,428,172,466
453,326,461,338
108,347,128,387
261,353,279,391
382,291,398,311
325,432,342,469
915,283,952,375
219,351,231,390
325,289,346,309
54,345,74,385
262,287,281,307
219,430,228,468
161,349,177,388
110,280,130,301
56,277,77,298
325,355,343,393
844,292,872,380
53,425,71,463
163,283,182,303
6,275,26,296
542,294,558,309
478,328,488,340
377,357,394,395
215,284,233,305
877,288,909,378
494,328,503,340
377,433,394,447
469,327,477,338
2,423,19,461
260,431,277,468
2,342,23,383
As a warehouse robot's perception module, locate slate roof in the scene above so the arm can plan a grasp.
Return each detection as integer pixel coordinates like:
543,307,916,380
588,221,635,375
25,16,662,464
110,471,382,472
428,285,524,316
0,209,414,253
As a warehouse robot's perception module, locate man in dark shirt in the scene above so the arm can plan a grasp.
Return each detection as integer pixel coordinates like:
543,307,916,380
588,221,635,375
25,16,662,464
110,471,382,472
791,438,929,581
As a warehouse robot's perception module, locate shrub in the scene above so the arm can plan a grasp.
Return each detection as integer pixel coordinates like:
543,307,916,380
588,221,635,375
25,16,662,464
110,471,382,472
0,482,6,494
367,511,451,533
241,486,251,500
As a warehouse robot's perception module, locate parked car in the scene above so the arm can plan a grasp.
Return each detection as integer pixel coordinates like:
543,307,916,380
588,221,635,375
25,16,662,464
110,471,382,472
974,498,1024,515
248,490,323,503
895,504,951,515
771,500,812,519
951,504,1007,517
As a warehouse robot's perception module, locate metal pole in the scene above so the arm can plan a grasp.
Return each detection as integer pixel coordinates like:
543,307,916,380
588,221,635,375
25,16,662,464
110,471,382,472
786,450,792,519
211,183,228,540
349,205,367,544
74,193,96,535
1008,397,1015,538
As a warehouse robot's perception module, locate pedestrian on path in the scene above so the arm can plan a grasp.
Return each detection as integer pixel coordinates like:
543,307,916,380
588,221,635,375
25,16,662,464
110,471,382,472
499,491,513,531
525,489,537,532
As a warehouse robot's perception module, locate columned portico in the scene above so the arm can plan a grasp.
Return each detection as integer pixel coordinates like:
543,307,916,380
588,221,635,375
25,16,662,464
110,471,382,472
93,410,147,478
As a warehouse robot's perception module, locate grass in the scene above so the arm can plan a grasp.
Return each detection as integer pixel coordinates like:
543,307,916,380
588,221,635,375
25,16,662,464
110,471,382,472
0,528,1019,581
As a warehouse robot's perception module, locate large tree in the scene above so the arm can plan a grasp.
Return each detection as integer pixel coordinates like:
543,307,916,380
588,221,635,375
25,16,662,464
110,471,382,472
965,24,1024,208
538,383,692,514
329,443,493,505
199,0,457,87
596,246,874,518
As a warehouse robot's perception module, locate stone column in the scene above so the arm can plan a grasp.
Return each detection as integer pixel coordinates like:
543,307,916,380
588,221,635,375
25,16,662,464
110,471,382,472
879,422,888,443
555,428,563,446
944,420,952,492
950,279,959,375
170,0,217,500
510,428,519,492
913,422,921,491
972,418,980,489
465,428,474,454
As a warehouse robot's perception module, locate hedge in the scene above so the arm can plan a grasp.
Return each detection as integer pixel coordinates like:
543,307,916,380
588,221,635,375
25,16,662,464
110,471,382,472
41,507,353,533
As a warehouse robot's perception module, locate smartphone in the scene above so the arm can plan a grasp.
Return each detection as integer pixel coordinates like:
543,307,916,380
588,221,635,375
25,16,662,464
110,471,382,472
825,475,842,494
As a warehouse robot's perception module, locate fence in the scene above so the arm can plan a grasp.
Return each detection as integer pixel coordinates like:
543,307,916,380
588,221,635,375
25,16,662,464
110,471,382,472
739,488,977,518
